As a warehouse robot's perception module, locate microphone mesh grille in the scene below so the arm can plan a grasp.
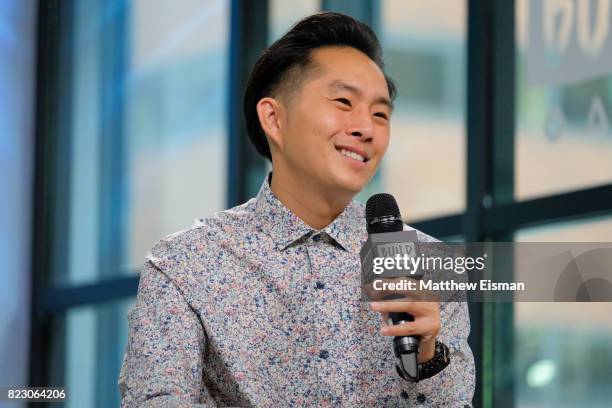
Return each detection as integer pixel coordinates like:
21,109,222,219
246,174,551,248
365,193,401,222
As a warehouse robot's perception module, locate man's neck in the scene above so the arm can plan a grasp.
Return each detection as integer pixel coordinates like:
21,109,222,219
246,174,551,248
270,170,352,230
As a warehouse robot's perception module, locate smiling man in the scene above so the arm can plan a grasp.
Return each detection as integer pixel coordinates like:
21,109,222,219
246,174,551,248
256,45,391,230
119,12,474,407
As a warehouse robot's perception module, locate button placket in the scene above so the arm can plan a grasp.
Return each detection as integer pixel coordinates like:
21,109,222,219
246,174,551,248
311,237,351,404
305,238,328,359
308,233,324,288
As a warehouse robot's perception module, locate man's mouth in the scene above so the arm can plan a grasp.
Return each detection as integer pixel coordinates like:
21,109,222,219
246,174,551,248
336,147,369,163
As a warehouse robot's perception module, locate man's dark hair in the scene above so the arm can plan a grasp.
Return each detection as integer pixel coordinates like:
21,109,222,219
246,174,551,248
243,12,396,161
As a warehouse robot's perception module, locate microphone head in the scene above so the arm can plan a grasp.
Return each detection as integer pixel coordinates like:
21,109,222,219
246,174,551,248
365,193,404,234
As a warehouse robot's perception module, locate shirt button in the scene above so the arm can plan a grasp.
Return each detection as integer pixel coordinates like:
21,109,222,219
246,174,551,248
416,394,426,403
312,234,322,242
319,349,329,359
315,281,325,289
400,391,409,400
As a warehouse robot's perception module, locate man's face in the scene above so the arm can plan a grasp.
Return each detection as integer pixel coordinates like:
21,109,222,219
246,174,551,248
275,46,392,196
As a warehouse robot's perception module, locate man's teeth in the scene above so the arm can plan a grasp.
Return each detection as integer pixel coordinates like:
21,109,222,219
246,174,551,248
339,149,365,162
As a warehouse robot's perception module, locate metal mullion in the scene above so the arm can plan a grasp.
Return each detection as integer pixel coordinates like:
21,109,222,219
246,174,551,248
488,1,516,407
30,0,74,391
410,214,464,238
466,1,517,406
227,0,269,207
484,184,612,235
409,180,612,245
466,0,494,406
39,276,139,313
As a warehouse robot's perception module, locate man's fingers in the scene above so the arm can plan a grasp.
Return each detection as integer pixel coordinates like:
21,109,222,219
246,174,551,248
381,321,418,336
380,321,430,337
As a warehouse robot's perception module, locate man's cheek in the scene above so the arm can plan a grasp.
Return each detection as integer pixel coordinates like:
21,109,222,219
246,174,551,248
371,152,385,170
379,131,391,153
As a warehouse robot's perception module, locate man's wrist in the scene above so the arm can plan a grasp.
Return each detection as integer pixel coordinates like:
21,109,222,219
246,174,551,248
417,339,436,364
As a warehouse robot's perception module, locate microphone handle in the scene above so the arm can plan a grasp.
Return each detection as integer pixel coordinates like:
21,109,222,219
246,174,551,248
388,311,420,355
389,312,420,380
389,311,414,324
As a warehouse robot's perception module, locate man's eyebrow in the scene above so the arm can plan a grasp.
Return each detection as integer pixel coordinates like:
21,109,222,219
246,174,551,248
327,79,394,111
328,79,362,96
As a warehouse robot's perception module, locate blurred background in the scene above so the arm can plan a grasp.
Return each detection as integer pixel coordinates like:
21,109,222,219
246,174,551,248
1,0,611,407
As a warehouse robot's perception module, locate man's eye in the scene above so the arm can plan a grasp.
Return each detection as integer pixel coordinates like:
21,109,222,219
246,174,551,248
335,98,352,107
374,112,389,120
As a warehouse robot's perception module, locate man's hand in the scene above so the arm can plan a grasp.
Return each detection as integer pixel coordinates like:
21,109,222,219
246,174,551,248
370,299,441,364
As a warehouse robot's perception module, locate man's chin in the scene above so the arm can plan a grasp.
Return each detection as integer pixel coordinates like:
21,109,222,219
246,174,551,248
329,175,369,196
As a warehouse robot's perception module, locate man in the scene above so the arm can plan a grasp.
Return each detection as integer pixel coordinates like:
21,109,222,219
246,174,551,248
119,12,474,407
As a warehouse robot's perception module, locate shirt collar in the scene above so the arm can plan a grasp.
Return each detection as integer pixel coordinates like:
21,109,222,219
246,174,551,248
253,174,367,253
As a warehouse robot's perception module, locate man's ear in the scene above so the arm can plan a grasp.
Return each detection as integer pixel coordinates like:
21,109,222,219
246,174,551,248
256,97,284,150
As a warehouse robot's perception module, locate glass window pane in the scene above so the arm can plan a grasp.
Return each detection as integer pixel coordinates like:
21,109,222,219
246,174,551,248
269,0,318,43
367,0,466,222
0,0,35,393
516,215,612,242
514,217,612,408
126,0,229,271
52,0,229,286
61,298,134,408
515,0,612,201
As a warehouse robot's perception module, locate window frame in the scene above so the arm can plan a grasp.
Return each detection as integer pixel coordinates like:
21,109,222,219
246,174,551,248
30,1,612,407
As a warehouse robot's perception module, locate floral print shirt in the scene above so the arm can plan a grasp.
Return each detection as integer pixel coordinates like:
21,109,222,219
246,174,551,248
119,176,475,407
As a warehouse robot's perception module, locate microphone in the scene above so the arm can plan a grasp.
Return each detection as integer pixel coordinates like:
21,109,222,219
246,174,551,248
361,193,421,381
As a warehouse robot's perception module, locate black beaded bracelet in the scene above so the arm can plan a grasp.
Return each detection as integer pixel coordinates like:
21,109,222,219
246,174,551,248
419,340,450,380
396,340,450,382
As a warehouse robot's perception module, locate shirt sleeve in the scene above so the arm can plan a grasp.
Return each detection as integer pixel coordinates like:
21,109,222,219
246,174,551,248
118,260,224,407
397,295,476,407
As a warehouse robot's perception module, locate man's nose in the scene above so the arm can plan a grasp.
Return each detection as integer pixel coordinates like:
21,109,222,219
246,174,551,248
347,109,374,141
